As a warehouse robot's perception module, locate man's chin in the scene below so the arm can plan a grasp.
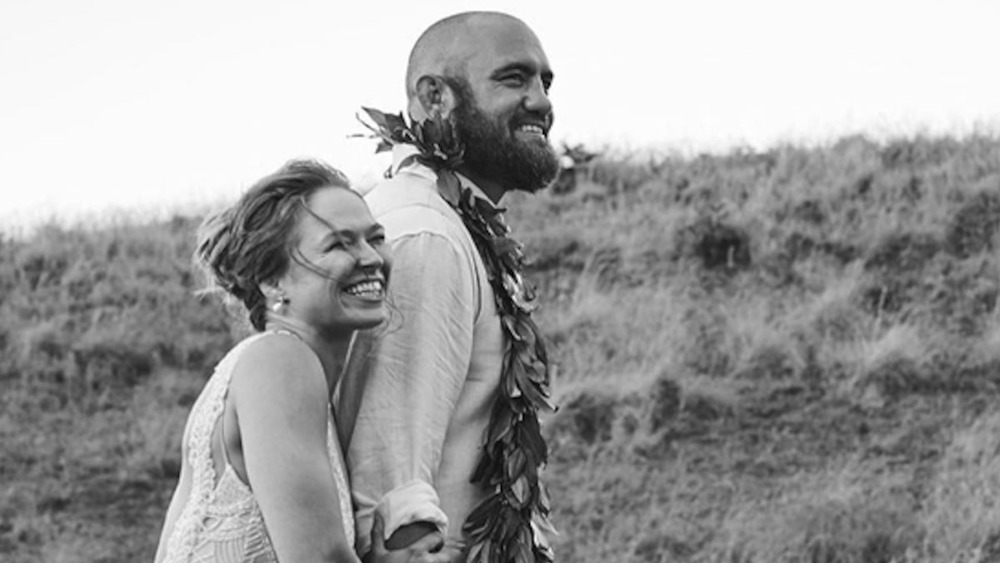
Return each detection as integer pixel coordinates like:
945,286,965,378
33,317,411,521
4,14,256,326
513,169,559,194
461,131,558,193
513,132,554,155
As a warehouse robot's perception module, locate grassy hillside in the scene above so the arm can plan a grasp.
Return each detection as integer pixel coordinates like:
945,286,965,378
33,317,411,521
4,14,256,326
2,133,999,562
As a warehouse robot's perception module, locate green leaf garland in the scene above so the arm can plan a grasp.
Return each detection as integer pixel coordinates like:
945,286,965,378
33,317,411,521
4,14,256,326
357,106,557,563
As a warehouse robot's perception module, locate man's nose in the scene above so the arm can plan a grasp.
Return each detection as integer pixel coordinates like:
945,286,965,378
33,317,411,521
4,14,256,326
523,76,552,115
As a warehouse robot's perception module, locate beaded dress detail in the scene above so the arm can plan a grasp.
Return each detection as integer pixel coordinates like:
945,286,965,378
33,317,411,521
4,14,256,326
161,332,355,562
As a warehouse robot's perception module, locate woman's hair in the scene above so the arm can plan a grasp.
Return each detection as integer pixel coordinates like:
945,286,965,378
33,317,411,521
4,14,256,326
194,159,352,331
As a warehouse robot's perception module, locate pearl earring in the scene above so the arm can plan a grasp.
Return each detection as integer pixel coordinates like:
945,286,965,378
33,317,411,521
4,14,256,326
271,294,289,312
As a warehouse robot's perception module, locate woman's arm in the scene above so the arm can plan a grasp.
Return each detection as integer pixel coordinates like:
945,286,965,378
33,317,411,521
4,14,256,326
230,334,462,563
231,335,358,563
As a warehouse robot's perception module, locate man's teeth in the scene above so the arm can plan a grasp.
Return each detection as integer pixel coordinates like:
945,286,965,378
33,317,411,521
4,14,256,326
345,280,384,297
518,124,545,135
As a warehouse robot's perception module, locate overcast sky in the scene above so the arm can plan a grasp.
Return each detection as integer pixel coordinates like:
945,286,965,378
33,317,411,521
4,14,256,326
1,0,998,232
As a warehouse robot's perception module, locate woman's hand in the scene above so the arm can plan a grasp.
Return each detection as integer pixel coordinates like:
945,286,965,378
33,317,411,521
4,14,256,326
368,512,465,563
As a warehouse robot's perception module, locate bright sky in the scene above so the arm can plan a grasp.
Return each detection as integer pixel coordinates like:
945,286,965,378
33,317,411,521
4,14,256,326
1,0,998,233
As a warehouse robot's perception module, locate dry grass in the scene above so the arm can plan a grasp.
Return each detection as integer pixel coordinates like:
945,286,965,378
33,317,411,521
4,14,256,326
2,133,1000,561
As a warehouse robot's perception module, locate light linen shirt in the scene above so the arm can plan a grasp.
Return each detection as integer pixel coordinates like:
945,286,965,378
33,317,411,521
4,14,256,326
337,145,505,555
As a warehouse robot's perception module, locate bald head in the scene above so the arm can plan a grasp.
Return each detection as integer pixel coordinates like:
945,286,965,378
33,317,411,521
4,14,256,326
402,11,558,197
405,12,537,100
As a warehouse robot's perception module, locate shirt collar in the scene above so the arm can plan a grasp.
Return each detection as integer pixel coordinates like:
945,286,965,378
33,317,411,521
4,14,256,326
390,143,499,211
389,144,433,179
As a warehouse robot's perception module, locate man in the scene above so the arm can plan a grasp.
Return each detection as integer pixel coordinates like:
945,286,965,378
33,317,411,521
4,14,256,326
337,10,559,563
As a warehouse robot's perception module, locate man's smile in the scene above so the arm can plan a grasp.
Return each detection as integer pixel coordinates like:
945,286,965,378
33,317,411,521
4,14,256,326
513,120,549,141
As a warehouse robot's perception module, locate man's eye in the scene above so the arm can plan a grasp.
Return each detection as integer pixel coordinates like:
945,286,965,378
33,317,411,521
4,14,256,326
368,234,386,246
501,74,526,87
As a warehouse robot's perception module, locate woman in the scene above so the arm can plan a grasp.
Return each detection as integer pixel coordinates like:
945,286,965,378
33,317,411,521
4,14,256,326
154,159,459,563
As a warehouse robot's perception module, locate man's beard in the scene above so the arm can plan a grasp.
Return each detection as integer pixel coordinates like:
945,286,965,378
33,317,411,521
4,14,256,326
450,80,559,194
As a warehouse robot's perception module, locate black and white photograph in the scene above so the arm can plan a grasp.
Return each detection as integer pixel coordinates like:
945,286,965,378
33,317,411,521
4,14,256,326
1,1,999,561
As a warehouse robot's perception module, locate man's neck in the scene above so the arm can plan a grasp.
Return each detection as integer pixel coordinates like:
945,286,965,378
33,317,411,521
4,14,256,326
457,165,505,204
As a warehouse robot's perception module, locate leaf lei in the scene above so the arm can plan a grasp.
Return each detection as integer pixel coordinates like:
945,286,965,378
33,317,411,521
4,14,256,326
357,107,557,563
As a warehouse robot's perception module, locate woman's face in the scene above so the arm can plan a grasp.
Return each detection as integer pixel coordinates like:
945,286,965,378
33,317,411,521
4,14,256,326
277,186,392,332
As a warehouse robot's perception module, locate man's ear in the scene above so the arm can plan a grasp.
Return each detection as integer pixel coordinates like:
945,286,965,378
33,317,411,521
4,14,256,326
414,74,457,121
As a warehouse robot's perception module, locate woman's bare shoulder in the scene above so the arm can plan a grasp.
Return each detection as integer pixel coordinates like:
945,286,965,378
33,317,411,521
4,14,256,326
228,333,326,404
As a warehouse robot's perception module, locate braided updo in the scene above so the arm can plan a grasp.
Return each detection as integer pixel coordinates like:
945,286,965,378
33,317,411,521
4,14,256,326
194,159,352,331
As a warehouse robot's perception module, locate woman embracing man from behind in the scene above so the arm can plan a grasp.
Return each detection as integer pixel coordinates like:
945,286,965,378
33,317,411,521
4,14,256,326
153,159,461,563
155,9,561,562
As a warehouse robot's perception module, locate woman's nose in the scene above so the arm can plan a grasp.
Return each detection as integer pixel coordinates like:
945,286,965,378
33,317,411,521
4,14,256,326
355,240,384,269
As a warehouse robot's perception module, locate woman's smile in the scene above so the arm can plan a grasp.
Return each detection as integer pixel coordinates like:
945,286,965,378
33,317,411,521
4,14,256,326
341,278,386,302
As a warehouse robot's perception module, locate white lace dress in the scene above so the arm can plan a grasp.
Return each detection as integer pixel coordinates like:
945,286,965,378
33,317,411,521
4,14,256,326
160,332,355,562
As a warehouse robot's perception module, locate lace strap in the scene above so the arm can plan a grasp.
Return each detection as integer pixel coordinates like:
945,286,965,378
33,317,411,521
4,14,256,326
219,391,234,470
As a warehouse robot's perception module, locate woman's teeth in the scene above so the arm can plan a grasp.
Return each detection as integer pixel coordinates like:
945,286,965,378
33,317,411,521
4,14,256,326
344,280,384,298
